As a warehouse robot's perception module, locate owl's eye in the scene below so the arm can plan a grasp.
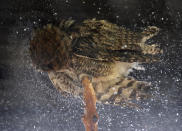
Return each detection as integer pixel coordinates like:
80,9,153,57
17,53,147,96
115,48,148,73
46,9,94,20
47,63,54,70
39,63,53,71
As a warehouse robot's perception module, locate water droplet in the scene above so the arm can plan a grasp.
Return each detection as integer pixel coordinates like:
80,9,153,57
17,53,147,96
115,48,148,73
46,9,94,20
158,112,162,117
175,78,180,82
176,113,179,116
53,12,58,16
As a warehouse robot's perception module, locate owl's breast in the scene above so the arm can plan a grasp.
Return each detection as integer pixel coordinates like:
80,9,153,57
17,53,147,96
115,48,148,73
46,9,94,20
91,61,134,83
48,69,83,97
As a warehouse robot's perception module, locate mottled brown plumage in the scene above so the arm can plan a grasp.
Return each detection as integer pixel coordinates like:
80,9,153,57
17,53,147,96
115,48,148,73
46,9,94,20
30,19,162,107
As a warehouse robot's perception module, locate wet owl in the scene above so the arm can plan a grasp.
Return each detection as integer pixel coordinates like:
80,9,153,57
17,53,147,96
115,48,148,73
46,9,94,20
30,19,162,107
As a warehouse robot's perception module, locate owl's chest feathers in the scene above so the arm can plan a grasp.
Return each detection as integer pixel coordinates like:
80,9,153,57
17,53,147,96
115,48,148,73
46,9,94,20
69,56,133,83
92,62,133,83
52,61,134,97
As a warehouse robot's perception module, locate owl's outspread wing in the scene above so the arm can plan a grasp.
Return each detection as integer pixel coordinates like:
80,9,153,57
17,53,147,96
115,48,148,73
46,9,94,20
70,19,161,62
30,19,163,107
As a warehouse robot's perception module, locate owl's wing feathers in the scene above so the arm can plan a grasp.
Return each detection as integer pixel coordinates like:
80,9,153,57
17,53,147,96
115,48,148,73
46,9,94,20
72,19,159,63
79,19,142,50
48,19,160,107
72,37,158,63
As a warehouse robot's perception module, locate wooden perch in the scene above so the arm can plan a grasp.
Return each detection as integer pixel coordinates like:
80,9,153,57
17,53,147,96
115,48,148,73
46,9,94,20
81,76,99,131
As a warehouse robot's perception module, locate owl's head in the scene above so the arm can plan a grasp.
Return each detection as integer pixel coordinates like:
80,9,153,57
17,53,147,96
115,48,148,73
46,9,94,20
30,24,71,72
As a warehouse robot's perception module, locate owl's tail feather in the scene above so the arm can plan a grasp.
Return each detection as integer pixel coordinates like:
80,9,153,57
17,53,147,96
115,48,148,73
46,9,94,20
141,26,160,38
139,26,163,55
141,44,163,55
95,78,150,108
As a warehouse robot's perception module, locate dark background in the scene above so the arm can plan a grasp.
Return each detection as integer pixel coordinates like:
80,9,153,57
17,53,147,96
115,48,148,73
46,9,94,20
0,0,182,131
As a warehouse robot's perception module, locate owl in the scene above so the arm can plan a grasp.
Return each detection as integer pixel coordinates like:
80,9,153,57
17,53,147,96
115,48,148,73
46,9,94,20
30,19,162,107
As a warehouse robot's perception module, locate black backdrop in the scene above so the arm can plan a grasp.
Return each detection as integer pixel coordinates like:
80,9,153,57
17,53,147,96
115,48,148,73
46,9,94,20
0,0,182,130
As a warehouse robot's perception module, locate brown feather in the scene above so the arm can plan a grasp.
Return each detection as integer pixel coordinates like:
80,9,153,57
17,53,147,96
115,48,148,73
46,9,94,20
30,18,163,107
